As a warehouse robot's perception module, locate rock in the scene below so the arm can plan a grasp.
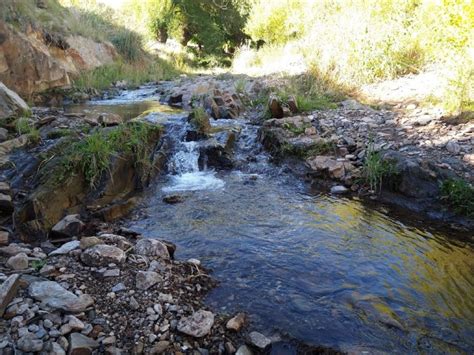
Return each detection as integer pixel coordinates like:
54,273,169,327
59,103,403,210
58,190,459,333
98,113,122,126
306,156,347,179
51,215,85,238
134,239,170,259
163,194,186,204
0,243,30,256
236,345,253,355
0,127,8,142
6,252,28,270
248,331,271,349
446,140,461,154
150,340,170,354
226,313,246,332
49,241,80,256
330,185,349,194
0,274,20,316
177,310,214,338
17,333,43,352
287,95,298,113
268,94,283,119
129,296,139,310
0,81,29,120
136,271,162,291
102,269,120,277
0,193,13,214
29,281,93,313
81,245,126,266
69,333,99,354
39,264,56,276
187,258,201,266
111,283,127,293
66,315,85,331
79,237,103,250
50,342,66,355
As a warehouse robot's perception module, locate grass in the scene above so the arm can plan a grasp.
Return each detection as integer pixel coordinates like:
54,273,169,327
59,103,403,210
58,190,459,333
15,117,41,144
440,178,474,217
44,121,161,188
189,107,211,134
46,128,75,139
281,140,334,159
73,59,179,91
362,145,398,193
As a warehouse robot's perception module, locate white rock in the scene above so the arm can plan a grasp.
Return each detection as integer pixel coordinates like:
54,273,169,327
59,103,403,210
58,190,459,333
248,331,271,349
177,310,214,338
134,239,170,259
49,241,80,256
6,252,28,270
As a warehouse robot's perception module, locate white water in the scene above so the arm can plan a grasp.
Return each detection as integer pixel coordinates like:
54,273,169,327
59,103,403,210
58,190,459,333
163,136,225,193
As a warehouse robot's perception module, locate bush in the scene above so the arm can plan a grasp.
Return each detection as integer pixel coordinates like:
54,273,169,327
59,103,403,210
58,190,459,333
440,178,474,217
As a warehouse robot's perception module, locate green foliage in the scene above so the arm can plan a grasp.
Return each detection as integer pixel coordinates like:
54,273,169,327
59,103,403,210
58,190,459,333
31,259,47,272
15,117,41,144
46,129,74,139
440,178,474,217
189,107,211,134
362,145,398,193
73,59,179,91
110,30,143,62
51,122,161,188
281,140,334,159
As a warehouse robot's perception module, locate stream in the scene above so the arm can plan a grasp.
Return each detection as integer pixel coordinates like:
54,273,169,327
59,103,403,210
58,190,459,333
79,86,474,353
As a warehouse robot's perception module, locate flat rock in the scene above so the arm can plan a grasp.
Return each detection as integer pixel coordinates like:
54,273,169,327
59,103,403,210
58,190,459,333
248,331,271,349
134,239,170,259
51,214,85,238
81,244,126,266
17,333,43,352
236,345,253,355
69,333,99,354
0,243,30,256
49,241,80,256
177,310,214,338
6,252,29,270
79,237,103,250
0,273,20,316
29,281,93,313
136,271,162,290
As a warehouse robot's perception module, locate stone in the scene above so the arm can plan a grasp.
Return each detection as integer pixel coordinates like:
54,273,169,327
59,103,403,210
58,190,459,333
81,245,126,266
163,194,185,204
0,127,8,142
330,185,349,194
306,156,346,179
66,315,85,331
0,193,13,214
150,341,170,354
69,333,99,354
29,281,93,313
0,81,29,120
39,264,56,276
248,331,271,349
226,313,246,332
17,333,43,352
134,239,170,259
0,274,20,316
79,237,103,250
268,94,283,119
136,271,162,291
187,258,201,266
6,252,28,270
102,269,120,277
236,345,253,355
129,296,139,310
0,243,30,256
51,215,85,238
177,310,214,338
50,342,66,355
49,241,80,256
446,140,461,154
111,283,127,293
98,113,122,126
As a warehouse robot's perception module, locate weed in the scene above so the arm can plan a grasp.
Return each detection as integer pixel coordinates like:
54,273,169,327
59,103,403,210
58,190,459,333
189,107,211,134
46,129,74,140
234,78,247,94
440,178,474,217
31,259,47,272
15,117,41,144
111,30,143,62
362,145,398,193
281,140,334,158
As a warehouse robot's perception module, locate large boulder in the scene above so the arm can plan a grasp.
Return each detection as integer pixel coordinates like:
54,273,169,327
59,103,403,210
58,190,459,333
51,214,85,238
0,81,29,120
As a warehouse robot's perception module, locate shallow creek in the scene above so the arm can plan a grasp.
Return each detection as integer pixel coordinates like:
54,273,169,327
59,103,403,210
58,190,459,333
82,87,474,353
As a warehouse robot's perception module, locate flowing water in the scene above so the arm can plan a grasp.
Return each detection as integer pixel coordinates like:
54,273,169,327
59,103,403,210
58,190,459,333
85,87,474,353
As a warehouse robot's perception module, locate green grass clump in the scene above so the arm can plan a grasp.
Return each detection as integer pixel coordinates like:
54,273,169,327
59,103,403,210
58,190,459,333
440,178,474,217
50,122,161,188
15,117,41,144
296,95,337,111
281,140,334,159
73,59,179,91
46,129,74,140
110,30,143,62
362,146,398,193
189,107,211,134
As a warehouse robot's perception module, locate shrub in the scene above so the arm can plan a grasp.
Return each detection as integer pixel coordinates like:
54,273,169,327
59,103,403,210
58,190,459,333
440,178,474,217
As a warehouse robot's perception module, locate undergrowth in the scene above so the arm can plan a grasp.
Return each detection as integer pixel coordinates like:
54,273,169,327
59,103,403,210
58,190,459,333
362,144,398,193
440,178,474,217
15,117,41,144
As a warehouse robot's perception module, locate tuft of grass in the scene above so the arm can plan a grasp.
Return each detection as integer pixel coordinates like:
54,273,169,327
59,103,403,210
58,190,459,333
234,78,247,94
15,117,41,144
73,59,179,91
440,178,474,217
362,144,398,193
31,259,47,272
110,30,143,62
189,107,211,134
47,122,162,188
46,129,74,140
281,140,334,159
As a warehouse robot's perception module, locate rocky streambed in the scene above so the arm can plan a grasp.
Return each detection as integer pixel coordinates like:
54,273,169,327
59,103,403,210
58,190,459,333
0,75,473,354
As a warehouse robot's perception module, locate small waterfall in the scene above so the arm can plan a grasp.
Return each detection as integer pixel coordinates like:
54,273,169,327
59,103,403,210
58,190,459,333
162,123,225,193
